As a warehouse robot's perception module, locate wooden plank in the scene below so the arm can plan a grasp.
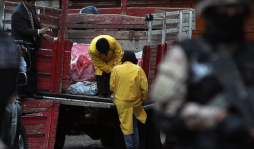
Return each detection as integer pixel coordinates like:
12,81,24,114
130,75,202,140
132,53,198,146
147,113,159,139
38,87,49,91
22,108,49,113
150,53,157,57
37,57,52,64
2,19,11,24
38,82,50,89
38,77,50,83
25,124,47,134
66,23,146,29
67,13,145,25
70,0,116,8
41,23,59,30
37,14,59,22
27,135,45,143
49,40,58,92
4,1,61,13
37,67,51,73
67,29,147,40
28,142,45,148
37,62,52,68
40,20,59,28
22,117,47,125
121,0,127,15
37,50,53,57
20,100,54,108
40,38,54,49
4,8,13,14
25,112,50,116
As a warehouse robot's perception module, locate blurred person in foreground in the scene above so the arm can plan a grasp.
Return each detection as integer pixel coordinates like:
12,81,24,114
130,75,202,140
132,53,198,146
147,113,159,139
151,0,254,149
89,35,123,98
0,1,19,148
11,0,51,99
110,51,148,149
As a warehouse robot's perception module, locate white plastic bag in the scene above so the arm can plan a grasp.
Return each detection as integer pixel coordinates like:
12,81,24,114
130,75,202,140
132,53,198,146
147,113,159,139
66,81,98,96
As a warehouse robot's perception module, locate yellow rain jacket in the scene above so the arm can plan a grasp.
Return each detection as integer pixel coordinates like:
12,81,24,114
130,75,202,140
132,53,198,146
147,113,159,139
88,35,123,76
110,61,148,135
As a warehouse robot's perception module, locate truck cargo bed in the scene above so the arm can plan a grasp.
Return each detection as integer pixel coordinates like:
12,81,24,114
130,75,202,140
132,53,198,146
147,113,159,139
36,92,155,110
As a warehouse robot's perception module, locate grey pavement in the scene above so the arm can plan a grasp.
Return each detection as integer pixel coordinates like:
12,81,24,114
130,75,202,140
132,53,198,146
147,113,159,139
63,135,117,149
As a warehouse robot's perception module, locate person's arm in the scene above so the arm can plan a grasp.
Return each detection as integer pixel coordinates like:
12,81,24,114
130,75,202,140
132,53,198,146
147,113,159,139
113,40,123,65
89,51,112,73
110,68,115,92
151,45,188,104
140,68,148,102
12,12,38,37
152,45,226,130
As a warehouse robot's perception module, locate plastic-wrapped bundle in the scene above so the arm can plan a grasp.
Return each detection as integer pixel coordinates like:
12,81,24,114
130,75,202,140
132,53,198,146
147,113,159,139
66,81,98,96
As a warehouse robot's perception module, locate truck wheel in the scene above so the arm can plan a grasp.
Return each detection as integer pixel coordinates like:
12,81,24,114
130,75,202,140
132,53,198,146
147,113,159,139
100,133,113,147
13,122,28,149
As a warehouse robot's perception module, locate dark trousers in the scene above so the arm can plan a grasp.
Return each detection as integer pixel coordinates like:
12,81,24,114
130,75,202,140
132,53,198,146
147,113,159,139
96,72,111,97
0,69,18,136
19,50,38,95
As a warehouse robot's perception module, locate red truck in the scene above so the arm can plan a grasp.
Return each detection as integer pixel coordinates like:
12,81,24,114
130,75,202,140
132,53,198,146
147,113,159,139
2,0,195,148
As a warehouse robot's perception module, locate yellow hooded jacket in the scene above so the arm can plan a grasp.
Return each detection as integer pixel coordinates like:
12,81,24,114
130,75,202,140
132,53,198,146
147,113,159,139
110,61,148,135
88,35,123,76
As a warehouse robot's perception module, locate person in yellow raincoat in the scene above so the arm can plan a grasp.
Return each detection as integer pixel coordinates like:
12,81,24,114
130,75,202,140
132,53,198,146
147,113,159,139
88,35,123,98
110,51,148,149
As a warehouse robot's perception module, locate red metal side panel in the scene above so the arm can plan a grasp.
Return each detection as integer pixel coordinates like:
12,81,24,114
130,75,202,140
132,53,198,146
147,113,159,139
163,42,168,58
21,100,60,149
142,43,169,99
148,45,158,83
53,39,64,93
62,40,72,92
37,39,54,91
121,0,127,14
141,45,150,78
49,40,58,92
53,0,68,93
155,44,163,75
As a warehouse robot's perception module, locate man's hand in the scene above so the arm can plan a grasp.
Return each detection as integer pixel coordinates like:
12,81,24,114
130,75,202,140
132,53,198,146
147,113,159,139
42,34,52,40
39,26,49,34
19,45,25,57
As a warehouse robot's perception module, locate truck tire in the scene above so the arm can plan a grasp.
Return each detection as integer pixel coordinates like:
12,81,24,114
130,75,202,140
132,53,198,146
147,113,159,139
100,133,113,147
13,122,28,149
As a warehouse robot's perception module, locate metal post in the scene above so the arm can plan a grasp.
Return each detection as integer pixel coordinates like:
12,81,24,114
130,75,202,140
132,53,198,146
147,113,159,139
188,10,193,39
178,11,183,41
161,13,166,44
54,0,68,93
147,21,152,45
2,4,6,30
121,0,127,15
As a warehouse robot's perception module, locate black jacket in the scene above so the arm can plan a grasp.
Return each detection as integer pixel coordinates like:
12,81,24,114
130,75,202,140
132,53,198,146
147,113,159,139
11,2,42,50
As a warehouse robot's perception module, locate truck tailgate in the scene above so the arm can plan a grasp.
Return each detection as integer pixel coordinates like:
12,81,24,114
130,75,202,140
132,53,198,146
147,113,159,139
37,92,155,110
